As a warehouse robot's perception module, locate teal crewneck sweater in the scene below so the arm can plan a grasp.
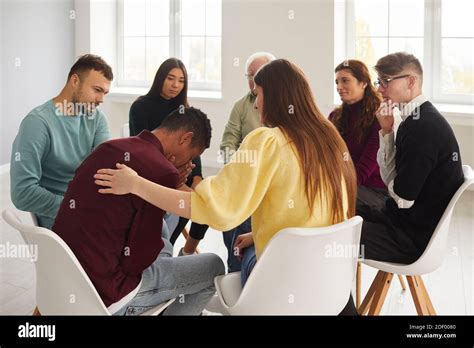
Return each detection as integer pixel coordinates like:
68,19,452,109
10,99,110,229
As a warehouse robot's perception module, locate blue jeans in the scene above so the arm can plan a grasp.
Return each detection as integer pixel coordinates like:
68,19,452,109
222,217,252,272
240,244,257,287
113,219,224,316
164,213,179,238
113,250,225,315
160,216,174,257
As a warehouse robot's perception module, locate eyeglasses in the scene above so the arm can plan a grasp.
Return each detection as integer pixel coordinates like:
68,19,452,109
374,74,411,88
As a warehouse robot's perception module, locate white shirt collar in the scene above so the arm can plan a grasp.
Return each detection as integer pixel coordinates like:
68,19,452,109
400,94,428,121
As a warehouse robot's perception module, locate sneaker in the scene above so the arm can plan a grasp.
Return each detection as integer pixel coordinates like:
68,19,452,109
178,247,196,256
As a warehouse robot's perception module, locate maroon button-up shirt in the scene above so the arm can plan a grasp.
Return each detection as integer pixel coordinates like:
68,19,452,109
53,131,179,307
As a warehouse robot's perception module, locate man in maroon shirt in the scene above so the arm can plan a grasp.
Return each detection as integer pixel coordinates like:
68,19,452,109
53,107,224,315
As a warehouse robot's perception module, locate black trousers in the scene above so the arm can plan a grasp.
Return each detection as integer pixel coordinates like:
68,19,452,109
338,295,358,316
170,217,209,245
356,186,421,264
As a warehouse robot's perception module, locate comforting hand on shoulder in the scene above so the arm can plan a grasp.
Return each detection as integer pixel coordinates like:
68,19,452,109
94,163,138,195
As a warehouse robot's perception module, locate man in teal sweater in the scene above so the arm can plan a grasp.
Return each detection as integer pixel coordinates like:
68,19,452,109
10,54,113,229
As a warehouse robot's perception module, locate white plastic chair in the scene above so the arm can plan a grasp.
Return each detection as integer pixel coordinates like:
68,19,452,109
358,165,474,315
2,209,175,315
29,212,38,227
121,123,130,138
211,216,363,315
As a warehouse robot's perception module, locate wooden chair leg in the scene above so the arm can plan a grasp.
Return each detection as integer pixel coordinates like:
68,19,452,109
358,270,385,315
368,272,393,315
356,262,362,309
406,275,431,315
407,275,435,315
417,275,436,315
33,306,41,316
397,274,407,291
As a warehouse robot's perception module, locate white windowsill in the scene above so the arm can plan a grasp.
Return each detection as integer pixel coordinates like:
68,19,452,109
435,103,474,114
107,86,222,103
434,103,474,127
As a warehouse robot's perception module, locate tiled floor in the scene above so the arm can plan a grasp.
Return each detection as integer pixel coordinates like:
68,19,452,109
0,166,472,315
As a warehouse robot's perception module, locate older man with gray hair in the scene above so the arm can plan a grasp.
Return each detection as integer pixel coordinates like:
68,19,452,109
220,52,275,158
219,52,275,274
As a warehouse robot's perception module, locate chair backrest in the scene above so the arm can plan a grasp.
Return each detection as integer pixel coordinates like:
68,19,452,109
2,209,110,315
30,212,39,227
230,216,363,315
121,123,130,138
12,212,38,245
407,165,474,274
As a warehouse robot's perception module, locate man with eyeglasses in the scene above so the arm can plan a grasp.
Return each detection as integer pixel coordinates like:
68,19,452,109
358,52,464,264
219,52,275,273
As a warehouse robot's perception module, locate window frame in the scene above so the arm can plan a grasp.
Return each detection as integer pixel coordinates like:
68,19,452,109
344,0,473,105
117,0,222,92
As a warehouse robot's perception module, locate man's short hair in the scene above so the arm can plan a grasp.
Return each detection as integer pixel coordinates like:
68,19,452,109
159,107,212,149
68,54,114,81
374,52,423,80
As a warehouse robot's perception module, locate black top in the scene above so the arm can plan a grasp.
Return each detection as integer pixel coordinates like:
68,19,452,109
385,101,464,251
129,95,203,183
129,95,177,136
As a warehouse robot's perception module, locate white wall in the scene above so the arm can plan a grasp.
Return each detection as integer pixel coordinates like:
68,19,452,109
0,1,4,165
96,0,474,170
98,0,337,167
0,0,75,165
2,0,472,170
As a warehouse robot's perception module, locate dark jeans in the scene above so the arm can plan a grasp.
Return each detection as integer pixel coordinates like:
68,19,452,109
222,217,252,273
339,295,358,316
170,217,209,245
239,245,257,287
356,185,421,264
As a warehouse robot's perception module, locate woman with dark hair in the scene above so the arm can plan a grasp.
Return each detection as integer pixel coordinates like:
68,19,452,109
129,57,189,135
329,59,388,206
129,58,209,253
95,59,358,314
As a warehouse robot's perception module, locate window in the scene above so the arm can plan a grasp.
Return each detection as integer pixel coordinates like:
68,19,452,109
343,0,473,104
437,0,474,101
118,0,222,92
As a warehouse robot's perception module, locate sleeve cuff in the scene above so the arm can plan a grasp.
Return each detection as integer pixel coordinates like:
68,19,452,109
379,130,395,150
388,180,415,209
